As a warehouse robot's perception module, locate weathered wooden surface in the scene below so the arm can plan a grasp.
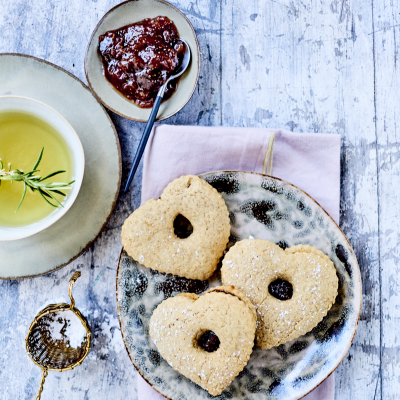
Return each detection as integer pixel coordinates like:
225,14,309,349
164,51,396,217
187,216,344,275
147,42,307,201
0,0,396,398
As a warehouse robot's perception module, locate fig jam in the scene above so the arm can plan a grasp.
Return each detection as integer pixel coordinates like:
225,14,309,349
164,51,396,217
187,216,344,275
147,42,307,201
268,279,293,301
173,214,193,239
98,16,184,108
198,331,220,352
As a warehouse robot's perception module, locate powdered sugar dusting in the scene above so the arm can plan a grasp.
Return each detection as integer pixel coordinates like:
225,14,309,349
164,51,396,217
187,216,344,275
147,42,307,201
47,309,87,348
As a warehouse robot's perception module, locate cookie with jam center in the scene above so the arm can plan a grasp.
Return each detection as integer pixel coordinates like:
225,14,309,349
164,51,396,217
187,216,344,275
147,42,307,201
121,175,230,281
221,239,338,349
149,286,256,396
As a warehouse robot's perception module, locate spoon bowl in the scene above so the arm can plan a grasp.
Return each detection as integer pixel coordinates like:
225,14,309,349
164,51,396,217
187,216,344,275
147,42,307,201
159,39,191,96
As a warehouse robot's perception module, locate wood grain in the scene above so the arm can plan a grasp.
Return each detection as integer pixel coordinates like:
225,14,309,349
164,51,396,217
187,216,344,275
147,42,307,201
373,0,400,399
220,1,379,399
0,0,396,398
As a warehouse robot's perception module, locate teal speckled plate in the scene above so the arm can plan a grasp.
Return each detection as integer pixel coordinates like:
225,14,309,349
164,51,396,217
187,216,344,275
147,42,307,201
0,54,121,279
116,171,361,400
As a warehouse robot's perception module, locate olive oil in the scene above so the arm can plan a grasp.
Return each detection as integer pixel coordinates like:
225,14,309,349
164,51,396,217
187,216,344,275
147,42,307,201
0,111,73,227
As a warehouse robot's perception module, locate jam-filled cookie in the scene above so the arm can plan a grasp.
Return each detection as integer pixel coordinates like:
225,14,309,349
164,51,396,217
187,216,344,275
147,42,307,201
149,286,256,396
221,239,338,349
121,175,230,280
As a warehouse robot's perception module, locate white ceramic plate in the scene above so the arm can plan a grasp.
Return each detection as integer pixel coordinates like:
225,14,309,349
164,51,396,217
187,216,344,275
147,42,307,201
0,54,121,279
85,0,200,122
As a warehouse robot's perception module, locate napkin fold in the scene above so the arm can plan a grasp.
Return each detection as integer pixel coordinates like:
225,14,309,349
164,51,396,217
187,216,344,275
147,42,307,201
139,125,340,400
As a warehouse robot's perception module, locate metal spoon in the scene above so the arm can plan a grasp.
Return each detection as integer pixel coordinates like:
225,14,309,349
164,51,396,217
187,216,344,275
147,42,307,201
124,39,192,192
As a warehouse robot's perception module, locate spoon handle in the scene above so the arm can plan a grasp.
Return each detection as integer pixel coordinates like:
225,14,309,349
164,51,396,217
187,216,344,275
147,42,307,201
124,94,163,193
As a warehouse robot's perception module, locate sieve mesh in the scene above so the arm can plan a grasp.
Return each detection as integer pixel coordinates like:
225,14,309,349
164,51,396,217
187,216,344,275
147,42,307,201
26,305,90,370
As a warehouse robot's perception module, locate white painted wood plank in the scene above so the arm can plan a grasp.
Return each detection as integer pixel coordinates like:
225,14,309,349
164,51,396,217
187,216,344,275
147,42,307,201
220,1,380,399
168,0,222,126
372,0,400,398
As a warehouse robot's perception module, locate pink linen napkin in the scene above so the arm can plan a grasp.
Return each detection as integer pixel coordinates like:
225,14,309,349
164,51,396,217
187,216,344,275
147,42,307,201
139,125,340,400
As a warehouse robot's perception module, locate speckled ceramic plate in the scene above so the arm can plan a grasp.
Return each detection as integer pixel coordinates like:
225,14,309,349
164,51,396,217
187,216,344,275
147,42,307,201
0,54,121,279
116,171,361,400
84,0,200,122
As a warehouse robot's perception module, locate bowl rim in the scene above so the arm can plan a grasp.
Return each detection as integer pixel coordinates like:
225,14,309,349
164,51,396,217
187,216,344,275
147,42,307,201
0,94,85,241
84,0,201,123
115,170,362,400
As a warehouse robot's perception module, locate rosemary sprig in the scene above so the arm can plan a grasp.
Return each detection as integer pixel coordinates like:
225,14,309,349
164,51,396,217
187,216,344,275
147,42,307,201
0,147,75,212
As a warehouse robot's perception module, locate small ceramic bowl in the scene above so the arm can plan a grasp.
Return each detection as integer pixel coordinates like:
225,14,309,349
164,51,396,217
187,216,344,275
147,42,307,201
84,0,200,122
0,96,85,241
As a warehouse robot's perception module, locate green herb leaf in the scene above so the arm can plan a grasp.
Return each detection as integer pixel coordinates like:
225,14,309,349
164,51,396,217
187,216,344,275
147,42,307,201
25,169,40,178
39,170,66,182
15,183,27,212
38,188,58,207
0,148,74,212
43,189,63,207
32,147,44,171
50,189,66,197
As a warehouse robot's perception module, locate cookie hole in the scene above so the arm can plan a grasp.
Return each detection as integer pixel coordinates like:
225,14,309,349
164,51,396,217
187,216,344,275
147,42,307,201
173,214,193,239
197,330,220,352
268,279,293,301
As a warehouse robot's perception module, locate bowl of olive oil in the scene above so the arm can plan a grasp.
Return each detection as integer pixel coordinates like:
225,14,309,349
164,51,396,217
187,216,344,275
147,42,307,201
0,96,84,241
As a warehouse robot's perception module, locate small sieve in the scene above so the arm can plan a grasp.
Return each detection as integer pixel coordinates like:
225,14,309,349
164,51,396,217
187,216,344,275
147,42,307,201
25,271,91,399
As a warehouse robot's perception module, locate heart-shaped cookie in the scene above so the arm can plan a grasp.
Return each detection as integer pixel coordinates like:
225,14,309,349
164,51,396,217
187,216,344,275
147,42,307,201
149,286,256,396
221,239,338,349
121,175,230,280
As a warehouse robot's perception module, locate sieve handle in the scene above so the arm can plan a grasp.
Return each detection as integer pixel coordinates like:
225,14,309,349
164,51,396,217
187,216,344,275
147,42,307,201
69,271,81,309
35,368,48,400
